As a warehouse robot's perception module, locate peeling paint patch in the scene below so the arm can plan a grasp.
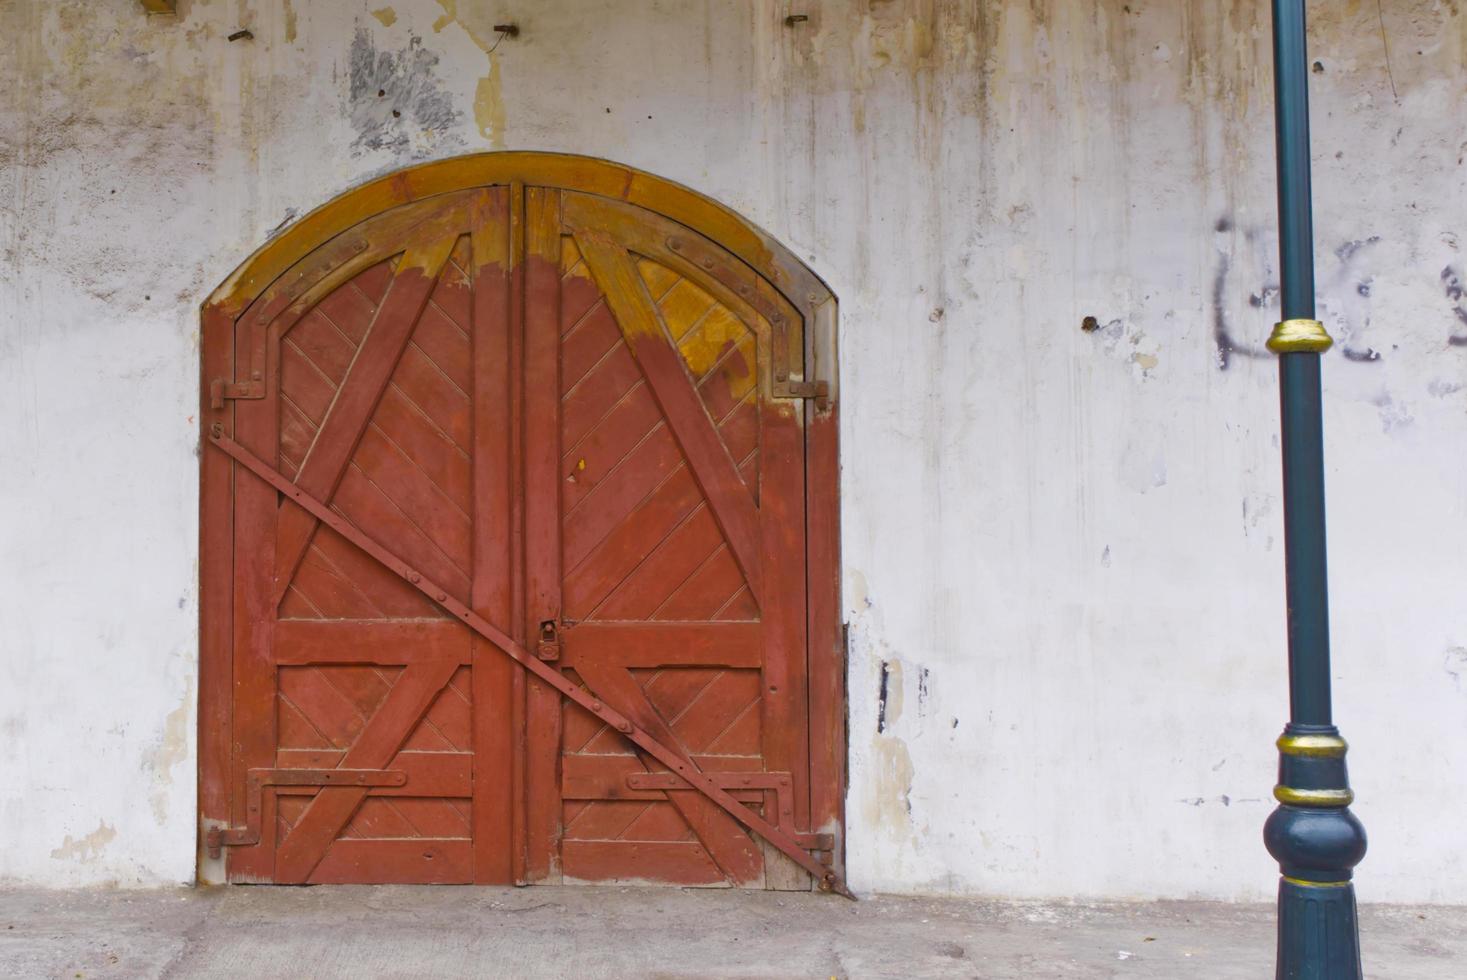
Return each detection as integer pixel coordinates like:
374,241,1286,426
283,0,298,43
50,822,117,864
345,27,464,156
677,306,746,376
371,6,398,28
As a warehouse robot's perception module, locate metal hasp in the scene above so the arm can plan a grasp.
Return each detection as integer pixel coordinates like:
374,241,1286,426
1262,2,1367,977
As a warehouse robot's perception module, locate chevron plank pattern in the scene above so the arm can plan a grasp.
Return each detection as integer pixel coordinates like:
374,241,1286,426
269,235,479,880
556,241,771,886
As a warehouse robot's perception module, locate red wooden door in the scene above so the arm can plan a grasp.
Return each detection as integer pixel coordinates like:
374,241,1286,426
200,157,843,889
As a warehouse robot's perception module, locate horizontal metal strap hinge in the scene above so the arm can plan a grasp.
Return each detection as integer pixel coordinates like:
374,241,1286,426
209,376,266,409
779,379,829,406
205,768,406,858
625,770,834,857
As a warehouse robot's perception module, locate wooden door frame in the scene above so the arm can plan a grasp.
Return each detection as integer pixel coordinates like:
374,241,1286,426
197,152,844,884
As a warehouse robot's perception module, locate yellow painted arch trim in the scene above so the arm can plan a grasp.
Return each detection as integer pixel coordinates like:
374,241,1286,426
206,151,834,318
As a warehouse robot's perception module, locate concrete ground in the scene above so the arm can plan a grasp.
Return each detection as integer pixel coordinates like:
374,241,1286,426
0,886,1461,979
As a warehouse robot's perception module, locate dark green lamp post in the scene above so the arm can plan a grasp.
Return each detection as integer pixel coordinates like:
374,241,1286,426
1261,1,1368,976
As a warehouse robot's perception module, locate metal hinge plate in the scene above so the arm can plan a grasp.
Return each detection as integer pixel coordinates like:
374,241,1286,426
781,378,829,408
209,376,266,409
206,767,406,858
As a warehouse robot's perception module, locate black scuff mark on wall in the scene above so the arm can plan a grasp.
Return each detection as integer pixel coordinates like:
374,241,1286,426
1322,237,1386,362
1443,266,1467,345
1249,284,1279,310
347,27,464,156
266,208,298,239
876,661,891,733
1212,217,1269,370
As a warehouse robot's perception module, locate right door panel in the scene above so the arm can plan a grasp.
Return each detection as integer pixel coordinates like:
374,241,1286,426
543,191,812,888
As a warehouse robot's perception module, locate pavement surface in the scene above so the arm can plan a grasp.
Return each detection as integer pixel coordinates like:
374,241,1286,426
0,885,1462,979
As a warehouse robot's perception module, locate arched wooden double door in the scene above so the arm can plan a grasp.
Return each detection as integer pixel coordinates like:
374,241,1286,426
199,154,843,889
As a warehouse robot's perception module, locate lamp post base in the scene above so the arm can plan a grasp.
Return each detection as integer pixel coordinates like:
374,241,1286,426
1264,725,1367,979
1275,877,1363,980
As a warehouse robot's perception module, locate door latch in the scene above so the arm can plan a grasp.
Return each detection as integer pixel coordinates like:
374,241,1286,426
536,620,561,661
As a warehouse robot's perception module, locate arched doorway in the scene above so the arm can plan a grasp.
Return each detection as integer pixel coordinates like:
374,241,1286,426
198,153,844,891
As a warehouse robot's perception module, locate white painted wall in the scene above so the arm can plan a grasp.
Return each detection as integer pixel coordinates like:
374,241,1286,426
2,0,1464,901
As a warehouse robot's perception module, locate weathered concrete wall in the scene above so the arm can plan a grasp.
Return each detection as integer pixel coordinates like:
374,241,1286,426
2,0,1463,900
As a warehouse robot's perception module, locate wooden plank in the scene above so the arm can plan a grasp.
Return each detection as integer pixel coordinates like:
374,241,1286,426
574,231,763,604
331,464,472,599
273,620,471,665
806,402,844,855
561,753,661,801
289,531,392,620
226,325,282,882
309,839,472,884
560,623,761,668
561,840,724,886
523,186,564,882
273,227,463,602
507,181,529,885
562,436,753,623
273,658,458,882
561,754,764,803
469,187,517,885
349,425,471,572
198,303,235,871
277,668,371,748
758,400,810,832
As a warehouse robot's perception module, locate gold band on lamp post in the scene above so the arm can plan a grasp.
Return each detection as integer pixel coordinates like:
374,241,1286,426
1274,785,1355,807
1276,732,1348,758
1267,318,1334,353
1283,876,1351,888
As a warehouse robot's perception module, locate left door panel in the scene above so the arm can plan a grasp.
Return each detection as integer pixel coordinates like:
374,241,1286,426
206,189,517,884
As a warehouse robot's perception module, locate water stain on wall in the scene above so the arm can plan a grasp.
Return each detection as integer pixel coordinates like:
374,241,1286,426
865,734,916,838
431,0,507,148
50,821,117,864
144,674,193,825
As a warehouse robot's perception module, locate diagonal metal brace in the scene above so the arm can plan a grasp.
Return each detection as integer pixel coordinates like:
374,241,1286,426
207,428,851,898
